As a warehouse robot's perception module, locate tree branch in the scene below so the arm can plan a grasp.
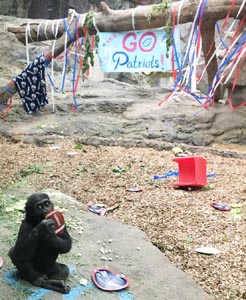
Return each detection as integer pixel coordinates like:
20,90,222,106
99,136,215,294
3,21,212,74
7,1,246,43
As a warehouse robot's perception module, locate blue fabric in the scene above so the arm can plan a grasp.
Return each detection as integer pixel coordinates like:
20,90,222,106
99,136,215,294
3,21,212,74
14,55,48,113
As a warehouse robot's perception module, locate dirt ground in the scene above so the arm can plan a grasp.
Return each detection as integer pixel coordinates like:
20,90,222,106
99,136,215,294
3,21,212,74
0,136,245,300
0,14,245,300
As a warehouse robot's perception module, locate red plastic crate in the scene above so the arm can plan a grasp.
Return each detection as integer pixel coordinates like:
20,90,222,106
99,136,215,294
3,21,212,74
172,156,207,188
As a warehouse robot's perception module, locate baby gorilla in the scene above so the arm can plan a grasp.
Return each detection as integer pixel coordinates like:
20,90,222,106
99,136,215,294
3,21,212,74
9,193,72,294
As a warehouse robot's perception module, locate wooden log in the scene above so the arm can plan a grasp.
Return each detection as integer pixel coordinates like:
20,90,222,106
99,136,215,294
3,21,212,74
7,1,246,43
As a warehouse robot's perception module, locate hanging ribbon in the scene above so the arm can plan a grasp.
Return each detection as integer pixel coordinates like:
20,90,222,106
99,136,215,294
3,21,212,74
159,0,208,107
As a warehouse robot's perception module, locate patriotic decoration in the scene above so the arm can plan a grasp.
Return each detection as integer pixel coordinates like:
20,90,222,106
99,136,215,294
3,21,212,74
159,0,246,110
14,55,48,113
97,28,181,73
1,1,245,115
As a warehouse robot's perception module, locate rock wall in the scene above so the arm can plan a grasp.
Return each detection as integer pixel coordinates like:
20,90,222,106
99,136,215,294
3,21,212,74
0,15,245,148
0,0,160,19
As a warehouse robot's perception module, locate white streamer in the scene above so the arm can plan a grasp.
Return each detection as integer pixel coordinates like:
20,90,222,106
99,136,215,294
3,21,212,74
206,31,244,98
223,46,246,85
25,22,31,65
50,20,61,113
44,20,49,41
54,20,60,39
68,9,76,25
132,7,137,31
177,0,184,26
37,22,42,41
51,20,55,36
92,15,100,33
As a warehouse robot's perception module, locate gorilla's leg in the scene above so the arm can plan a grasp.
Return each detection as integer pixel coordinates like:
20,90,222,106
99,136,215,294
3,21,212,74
33,277,70,294
9,248,70,294
46,263,69,281
9,247,43,282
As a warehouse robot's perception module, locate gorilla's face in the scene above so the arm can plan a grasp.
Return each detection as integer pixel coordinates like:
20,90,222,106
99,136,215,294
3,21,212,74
34,198,53,220
25,193,54,224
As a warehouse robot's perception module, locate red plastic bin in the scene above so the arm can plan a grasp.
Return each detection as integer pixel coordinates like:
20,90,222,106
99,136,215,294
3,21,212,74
172,156,207,188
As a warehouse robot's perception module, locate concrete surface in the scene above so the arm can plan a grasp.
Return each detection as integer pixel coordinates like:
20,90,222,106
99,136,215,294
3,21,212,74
0,189,213,300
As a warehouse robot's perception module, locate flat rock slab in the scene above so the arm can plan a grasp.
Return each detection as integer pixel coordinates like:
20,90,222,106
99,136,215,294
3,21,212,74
0,189,213,300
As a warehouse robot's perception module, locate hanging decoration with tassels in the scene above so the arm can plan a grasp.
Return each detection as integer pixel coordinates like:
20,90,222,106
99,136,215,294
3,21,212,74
1,1,246,118
44,11,98,113
159,0,246,110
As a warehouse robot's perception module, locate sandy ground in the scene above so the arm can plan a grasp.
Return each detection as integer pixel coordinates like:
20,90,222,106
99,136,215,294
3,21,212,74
0,136,245,300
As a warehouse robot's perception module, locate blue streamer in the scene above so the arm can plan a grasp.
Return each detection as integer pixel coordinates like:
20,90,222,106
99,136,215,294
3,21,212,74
168,0,208,104
153,170,179,180
46,53,68,94
207,173,216,178
45,21,69,94
63,18,76,43
171,28,182,77
71,16,82,110
0,104,6,111
215,22,228,49
205,32,246,106
3,86,15,95
153,171,217,180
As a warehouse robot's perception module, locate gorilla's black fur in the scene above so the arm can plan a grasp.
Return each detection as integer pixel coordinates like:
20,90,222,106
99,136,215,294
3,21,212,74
9,193,72,294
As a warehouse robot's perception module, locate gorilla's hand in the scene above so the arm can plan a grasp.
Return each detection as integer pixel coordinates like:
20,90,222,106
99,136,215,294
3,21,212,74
36,219,55,236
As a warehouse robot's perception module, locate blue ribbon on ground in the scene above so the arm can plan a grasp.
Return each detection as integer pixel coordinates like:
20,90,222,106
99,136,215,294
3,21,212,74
153,171,217,180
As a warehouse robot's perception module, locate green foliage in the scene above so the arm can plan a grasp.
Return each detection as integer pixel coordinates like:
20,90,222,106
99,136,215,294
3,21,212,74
201,185,214,191
148,0,173,57
221,235,228,242
230,207,243,220
76,167,88,174
17,163,51,178
112,166,126,174
73,143,83,150
0,194,24,246
0,194,21,217
82,11,100,79
73,143,87,152
154,0,172,13
184,237,193,249
196,211,204,217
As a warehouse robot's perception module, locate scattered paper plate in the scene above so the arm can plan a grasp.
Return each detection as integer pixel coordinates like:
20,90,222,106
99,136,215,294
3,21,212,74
211,202,231,211
126,187,143,192
0,256,3,269
91,267,130,291
49,146,61,150
195,247,221,255
66,151,78,156
87,204,106,215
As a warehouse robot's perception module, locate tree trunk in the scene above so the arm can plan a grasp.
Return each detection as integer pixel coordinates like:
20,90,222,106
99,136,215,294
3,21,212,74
1,0,246,105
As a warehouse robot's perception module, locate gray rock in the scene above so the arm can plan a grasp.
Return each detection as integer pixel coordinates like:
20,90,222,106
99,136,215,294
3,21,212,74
0,189,213,300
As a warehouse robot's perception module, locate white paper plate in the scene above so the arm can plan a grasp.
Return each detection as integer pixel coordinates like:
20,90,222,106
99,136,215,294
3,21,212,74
195,247,221,255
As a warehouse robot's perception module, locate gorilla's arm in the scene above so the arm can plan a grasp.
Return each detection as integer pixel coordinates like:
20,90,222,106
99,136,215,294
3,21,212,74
14,219,55,260
14,221,40,260
44,226,72,254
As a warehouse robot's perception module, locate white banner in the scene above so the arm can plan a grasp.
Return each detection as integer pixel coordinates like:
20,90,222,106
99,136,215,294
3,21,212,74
97,27,181,73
